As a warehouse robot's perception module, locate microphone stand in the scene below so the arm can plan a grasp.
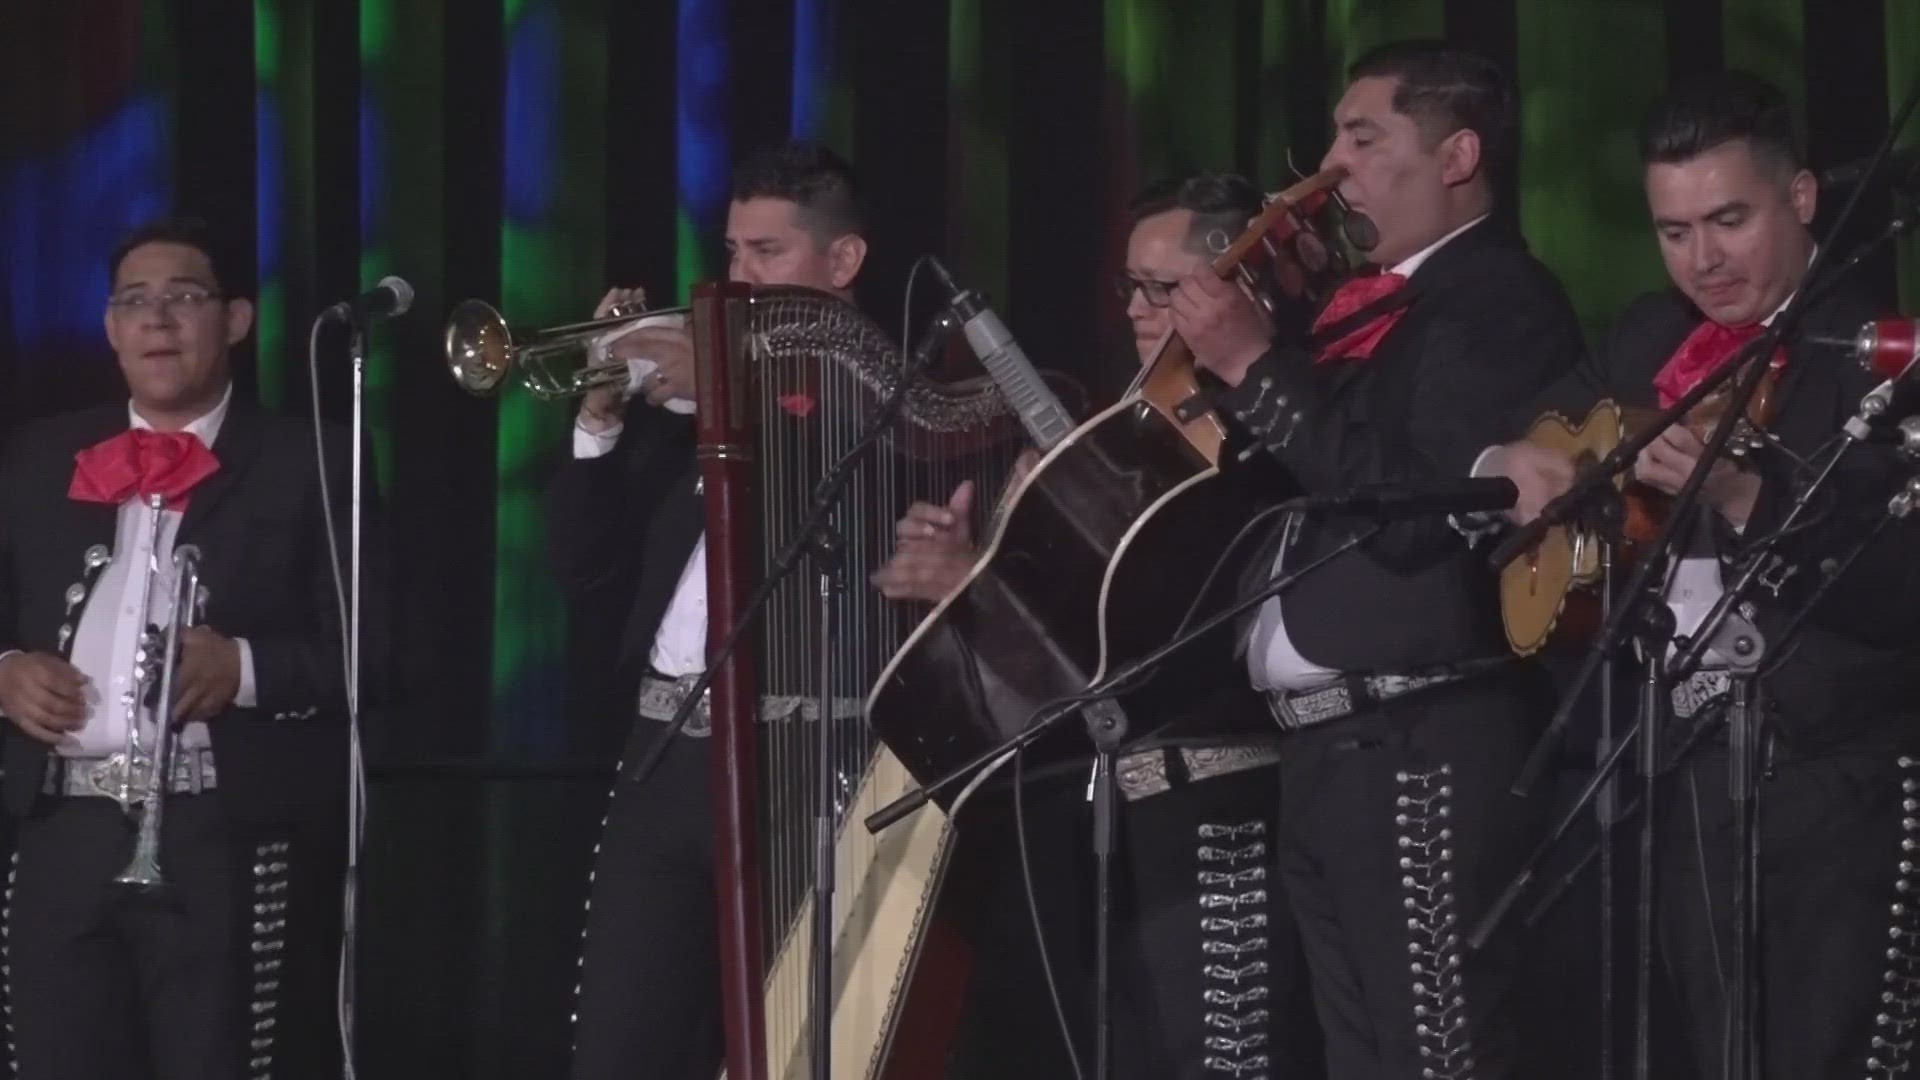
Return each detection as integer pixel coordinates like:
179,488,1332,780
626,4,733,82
1500,64,1920,797
343,320,371,1078
866,517,1385,1080
1499,332,1779,799
809,529,842,1080
864,522,1380,836
1471,74,1920,1080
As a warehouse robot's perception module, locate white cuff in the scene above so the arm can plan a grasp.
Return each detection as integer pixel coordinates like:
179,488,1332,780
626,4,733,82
234,639,258,709
573,420,622,459
0,650,16,720
1449,445,1510,542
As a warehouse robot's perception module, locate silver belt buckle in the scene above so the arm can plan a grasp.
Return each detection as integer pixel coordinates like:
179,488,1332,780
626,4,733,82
50,748,216,801
637,674,712,737
1266,682,1353,731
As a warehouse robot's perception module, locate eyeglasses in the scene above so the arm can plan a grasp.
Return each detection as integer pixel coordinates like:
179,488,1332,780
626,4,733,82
1113,275,1180,308
108,290,223,317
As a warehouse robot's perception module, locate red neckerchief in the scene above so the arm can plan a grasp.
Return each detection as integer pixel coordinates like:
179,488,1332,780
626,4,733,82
68,429,220,510
1650,320,1788,408
1310,270,1411,363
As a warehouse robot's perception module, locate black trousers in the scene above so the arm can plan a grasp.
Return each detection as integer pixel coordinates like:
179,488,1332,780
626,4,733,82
950,761,1322,1079
570,726,721,1080
1272,680,1544,1080
1657,740,1911,1080
1109,764,1324,1079
4,794,336,1080
575,720,1325,1080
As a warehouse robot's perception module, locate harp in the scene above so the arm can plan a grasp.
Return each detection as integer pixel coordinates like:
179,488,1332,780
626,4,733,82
688,282,1024,1080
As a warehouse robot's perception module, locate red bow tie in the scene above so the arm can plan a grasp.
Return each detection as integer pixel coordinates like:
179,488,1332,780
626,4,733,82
69,429,220,510
1312,271,1410,363
1651,320,1785,409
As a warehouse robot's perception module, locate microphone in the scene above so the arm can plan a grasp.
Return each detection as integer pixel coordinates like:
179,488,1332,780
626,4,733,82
1281,477,1518,516
1816,317,1920,441
926,256,1017,357
1814,317,1920,382
925,257,1076,448
324,276,414,323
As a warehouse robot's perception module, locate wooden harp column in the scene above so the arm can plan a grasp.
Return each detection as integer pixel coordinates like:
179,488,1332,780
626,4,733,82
691,280,769,1080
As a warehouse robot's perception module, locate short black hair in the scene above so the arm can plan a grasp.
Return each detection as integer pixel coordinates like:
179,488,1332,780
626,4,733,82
1128,172,1263,254
729,140,865,241
107,215,250,297
1639,71,1803,176
1349,40,1517,186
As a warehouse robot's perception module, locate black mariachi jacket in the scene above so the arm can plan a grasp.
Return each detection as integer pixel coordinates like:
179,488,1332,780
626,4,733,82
0,403,382,827
1526,277,1920,752
1215,217,1589,675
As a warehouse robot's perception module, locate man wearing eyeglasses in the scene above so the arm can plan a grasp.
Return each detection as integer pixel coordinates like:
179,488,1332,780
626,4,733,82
872,173,1323,1079
0,216,371,1079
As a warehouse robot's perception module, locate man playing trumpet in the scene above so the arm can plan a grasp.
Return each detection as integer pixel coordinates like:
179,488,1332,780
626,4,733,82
548,140,869,1080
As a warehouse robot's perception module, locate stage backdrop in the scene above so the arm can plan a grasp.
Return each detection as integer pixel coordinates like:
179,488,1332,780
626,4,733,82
3,1,1918,1075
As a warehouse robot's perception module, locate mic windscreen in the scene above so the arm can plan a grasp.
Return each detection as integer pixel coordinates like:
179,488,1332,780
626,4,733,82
379,275,415,317
1341,212,1380,253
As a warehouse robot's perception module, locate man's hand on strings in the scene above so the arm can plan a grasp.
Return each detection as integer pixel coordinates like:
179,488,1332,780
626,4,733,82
872,481,979,603
1635,424,1762,528
1168,271,1274,387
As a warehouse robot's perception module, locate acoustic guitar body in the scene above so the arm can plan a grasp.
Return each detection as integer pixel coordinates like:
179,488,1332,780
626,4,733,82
1501,400,1629,657
866,392,1263,793
1499,362,1781,656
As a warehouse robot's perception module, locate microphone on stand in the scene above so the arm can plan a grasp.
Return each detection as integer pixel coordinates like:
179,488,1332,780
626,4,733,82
925,257,1075,448
324,276,414,323
1811,318,1920,440
927,256,1027,364
1809,317,1920,382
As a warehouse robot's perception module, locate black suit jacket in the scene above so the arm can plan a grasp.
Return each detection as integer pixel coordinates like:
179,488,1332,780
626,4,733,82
1524,278,1920,751
0,403,378,827
546,409,703,700
1218,217,1588,672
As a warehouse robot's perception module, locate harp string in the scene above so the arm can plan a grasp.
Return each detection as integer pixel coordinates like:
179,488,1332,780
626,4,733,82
730,290,1021,1076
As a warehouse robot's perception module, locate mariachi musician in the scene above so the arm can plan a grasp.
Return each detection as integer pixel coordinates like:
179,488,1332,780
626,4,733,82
548,140,872,1080
873,172,1324,1079
0,216,370,1079
1169,41,1587,1079
1484,73,1920,1078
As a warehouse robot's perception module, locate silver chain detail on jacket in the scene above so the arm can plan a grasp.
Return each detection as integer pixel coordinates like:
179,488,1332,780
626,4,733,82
248,840,292,1079
1198,817,1274,1078
3,851,14,1076
1867,756,1920,1078
1397,764,1477,1080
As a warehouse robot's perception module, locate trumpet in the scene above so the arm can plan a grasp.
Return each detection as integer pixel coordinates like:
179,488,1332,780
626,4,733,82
115,538,206,888
444,292,689,400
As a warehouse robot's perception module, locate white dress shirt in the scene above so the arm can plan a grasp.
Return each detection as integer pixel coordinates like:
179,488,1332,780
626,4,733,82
1249,215,1491,691
57,386,258,758
574,419,707,677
